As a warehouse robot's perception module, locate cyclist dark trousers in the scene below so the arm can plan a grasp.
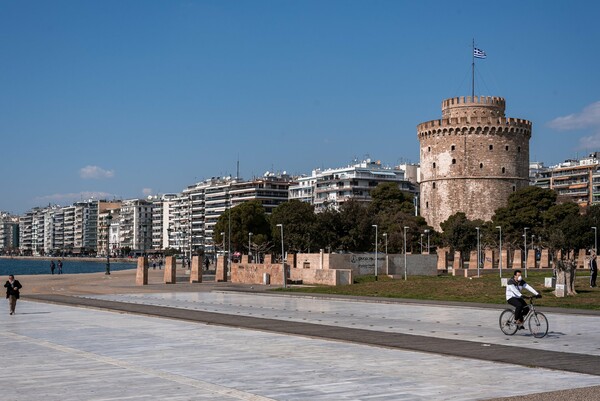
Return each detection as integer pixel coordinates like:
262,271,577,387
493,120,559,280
507,297,529,322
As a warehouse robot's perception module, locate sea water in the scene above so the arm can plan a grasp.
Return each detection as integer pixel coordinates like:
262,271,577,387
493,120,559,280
0,258,136,276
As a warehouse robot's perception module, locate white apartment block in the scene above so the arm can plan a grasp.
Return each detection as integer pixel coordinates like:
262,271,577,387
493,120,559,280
119,199,153,256
289,159,416,211
150,194,178,251
230,172,293,214
0,212,19,253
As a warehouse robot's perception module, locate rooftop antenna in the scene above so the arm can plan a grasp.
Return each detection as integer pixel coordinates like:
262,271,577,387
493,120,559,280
236,156,240,180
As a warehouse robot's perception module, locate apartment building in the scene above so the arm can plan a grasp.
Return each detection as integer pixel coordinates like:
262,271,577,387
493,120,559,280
531,153,600,206
230,172,293,214
150,194,178,251
289,159,416,211
0,212,19,254
119,199,153,256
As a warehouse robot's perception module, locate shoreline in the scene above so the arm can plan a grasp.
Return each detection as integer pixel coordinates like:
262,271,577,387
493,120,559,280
0,255,137,264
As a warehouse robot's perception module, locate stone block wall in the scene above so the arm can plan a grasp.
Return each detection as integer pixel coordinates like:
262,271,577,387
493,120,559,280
231,263,285,285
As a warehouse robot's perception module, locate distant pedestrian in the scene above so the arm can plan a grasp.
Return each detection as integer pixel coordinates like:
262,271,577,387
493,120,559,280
4,275,22,315
50,260,56,275
58,260,63,274
158,259,163,270
204,257,210,271
590,254,598,288
153,261,156,270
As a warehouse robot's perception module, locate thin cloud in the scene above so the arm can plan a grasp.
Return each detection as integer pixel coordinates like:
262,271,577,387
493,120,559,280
548,101,600,131
142,188,153,196
79,165,115,179
548,101,600,150
36,191,116,204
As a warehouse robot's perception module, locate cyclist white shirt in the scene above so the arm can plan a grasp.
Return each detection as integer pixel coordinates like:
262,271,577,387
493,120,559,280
506,277,539,301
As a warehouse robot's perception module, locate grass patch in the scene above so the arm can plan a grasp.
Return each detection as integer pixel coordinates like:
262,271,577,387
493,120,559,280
275,271,600,310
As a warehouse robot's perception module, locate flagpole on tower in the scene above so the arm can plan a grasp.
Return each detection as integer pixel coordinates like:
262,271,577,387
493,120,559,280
472,38,475,99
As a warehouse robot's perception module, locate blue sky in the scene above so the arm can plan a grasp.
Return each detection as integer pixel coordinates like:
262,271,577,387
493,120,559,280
1,0,599,214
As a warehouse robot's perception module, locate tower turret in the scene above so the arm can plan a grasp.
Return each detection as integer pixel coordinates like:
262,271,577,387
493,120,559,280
418,95,531,231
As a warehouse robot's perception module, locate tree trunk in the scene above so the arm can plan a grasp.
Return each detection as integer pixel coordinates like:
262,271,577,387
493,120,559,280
555,258,577,296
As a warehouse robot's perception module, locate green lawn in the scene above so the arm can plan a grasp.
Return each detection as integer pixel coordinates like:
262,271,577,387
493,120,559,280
277,270,600,310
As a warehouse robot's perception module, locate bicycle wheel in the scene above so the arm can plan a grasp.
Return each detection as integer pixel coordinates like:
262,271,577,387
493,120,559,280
499,309,518,335
528,311,549,338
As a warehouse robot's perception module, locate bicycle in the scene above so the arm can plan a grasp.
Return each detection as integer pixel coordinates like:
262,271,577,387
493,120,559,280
499,296,549,338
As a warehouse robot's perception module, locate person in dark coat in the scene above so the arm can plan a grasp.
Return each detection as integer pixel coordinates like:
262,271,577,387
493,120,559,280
4,275,22,315
50,260,56,275
590,254,598,288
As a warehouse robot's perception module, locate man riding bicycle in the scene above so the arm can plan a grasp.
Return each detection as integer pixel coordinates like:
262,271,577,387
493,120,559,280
506,270,541,329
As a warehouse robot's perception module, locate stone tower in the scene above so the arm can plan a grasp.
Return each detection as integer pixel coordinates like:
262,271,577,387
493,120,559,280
417,96,531,231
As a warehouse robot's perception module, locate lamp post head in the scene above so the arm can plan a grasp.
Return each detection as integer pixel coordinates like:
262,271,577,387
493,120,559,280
496,226,501,229
276,223,282,228
383,233,387,237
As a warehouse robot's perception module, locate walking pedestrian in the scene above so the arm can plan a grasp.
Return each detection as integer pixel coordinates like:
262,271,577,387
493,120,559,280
158,259,163,270
590,254,598,288
58,260,63,274
50,260,56,275
4,275,22,315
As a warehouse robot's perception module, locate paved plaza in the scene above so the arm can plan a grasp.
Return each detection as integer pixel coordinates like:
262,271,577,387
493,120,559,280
1,290,599,400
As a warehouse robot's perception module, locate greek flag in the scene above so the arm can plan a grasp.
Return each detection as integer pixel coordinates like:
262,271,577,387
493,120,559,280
474,48,487,59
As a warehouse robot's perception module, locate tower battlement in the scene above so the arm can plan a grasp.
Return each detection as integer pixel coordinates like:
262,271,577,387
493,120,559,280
442,96,505,109
417,117,532,137
442,96,506,119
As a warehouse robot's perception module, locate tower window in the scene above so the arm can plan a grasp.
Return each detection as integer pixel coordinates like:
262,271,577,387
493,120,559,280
428,146,431,152
432,182,436,189
505,145,509,151
452,159,456,164
518,146,521,153
502,167,506,174
426,201,429,208
512,185,516,192
480,163,483,169
489,144,494,150
451,145,455,151
433,162,436,169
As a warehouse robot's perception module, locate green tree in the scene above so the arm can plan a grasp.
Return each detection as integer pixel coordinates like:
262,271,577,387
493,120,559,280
214,200,271,253
440,212,482,258
338,200,374,252
368,182,414,215
270,200,317,253
313,208,342,252
492,186,557,244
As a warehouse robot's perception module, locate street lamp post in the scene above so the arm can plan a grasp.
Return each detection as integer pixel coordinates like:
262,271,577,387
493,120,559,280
227,193,231,270
425,229,430,254
496,226,502,277
523,227,529,277
383,233,388,274
593,227,597,256
248,232,253,262
475,227,480,278
276,224,286,288
105,214,112,275
403,226,409,280
372,225,378,278
420,233,424,254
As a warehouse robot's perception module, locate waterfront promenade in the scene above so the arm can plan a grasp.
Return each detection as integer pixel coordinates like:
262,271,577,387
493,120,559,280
2,269,599,400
